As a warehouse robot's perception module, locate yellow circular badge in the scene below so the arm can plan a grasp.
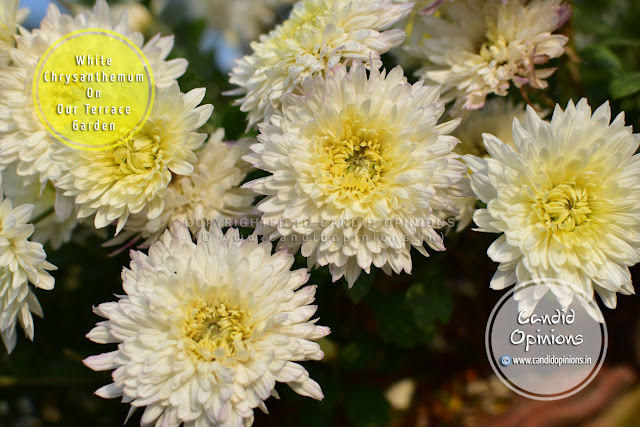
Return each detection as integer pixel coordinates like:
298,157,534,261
33,29,155,151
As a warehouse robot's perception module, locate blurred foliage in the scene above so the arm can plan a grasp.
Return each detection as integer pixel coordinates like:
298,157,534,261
1,0,640,426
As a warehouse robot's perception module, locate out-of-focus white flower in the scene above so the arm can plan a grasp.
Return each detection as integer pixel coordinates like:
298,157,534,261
55,84,213,233
384,378,417,411
187,0,296,47
1,164,77,250
389,1,434,69
419,0,455,14
229,0,414,128
464,99,640,312
0,189,56,353
0,0,188,186
110,2,155,33
0,0,27,65
452,98,528,230
245,62,469,287
407,0,570,112
85,221,329,426
106,129,256,248
454,98,527,158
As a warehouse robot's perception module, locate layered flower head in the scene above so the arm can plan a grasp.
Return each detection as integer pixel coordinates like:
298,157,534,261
407,0,570,111
229,0,413,128
0,192,56,353
245,62,469,286
55,84,213,233
464,99,640,311
0,0,188,185
85,222,329,426
108,129,256,247
452,98,527,229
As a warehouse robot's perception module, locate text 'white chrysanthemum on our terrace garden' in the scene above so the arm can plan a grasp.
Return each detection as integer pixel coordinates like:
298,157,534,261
0,0,188,186
84,221,329,427
464,99,640,313
244,62,470,287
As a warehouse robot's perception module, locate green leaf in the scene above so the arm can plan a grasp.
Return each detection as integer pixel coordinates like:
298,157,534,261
580,45,624,74
221,105,250,140
344,385,391,427
368,292,431,347
405,279,453,329
610,72,640,99
340,339,378,370
601,36,640,48
573,8,614,37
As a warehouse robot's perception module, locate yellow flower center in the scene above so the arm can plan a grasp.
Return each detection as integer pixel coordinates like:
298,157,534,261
480,34,510,65
316,117,389,200
112,122,164,175
183,300,252,361
535,182,593,232
332,132,383,188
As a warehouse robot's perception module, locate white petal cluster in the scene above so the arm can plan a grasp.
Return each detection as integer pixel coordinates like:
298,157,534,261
452,98,527,230
245,62,469,287
85,221,329,427
0,0,25,65
0,188,56,353
55,84,213,233
229,0,414,128
464,99,640,311
187,0,296,47
407,0,570,111
0,0,188,186
107,129,256,248
1,164,78,250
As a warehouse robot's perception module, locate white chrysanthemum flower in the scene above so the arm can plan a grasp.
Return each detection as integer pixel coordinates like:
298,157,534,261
464,99,640,312
106,129,256,248
407,0,570,111
229,0,413,128
0,0,26,65
1,163,77,249
452,98,527,230
0,189,56,353
187,0,296,47
245,62,470,287
84,221,329,427
0,0,188,185
55,84,213,233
